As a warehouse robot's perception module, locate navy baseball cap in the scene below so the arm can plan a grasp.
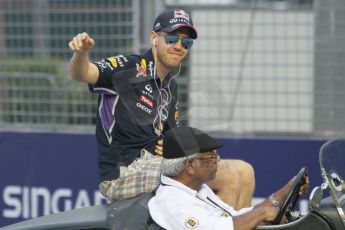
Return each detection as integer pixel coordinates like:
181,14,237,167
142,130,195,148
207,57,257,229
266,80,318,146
163,127,223,159
153,9,198,39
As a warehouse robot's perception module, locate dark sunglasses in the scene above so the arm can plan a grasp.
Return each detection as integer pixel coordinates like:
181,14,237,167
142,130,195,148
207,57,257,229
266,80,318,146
159,34,193,50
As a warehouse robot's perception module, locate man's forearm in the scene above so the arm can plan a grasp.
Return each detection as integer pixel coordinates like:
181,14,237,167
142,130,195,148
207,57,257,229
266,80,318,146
255,190,288,211
68,32,98,84
70,52,91,82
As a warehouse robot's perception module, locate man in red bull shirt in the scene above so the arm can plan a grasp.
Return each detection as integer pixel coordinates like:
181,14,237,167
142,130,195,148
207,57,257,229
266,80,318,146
68,8,254,209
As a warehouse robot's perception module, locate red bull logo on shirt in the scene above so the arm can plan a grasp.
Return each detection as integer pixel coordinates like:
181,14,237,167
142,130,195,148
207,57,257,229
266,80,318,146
136,59,147,78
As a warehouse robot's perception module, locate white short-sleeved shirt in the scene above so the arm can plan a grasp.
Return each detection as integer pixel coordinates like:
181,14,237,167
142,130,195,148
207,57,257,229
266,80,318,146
148,175,253,230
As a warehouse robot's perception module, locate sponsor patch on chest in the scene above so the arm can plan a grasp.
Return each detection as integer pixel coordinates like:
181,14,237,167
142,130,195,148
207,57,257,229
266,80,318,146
139,95,154,108
136,102,152,114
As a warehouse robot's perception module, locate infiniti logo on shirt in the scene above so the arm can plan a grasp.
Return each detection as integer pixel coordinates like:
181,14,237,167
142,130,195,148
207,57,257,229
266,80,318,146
145,84,153,93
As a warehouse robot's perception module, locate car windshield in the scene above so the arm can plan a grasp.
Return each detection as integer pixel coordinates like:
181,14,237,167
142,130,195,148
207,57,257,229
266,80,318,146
320,139,345,224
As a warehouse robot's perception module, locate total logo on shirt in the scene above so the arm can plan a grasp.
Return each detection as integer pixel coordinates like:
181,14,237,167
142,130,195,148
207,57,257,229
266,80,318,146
139,95,154,108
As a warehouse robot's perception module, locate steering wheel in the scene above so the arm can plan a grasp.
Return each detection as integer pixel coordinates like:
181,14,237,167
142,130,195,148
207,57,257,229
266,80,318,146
273,167,308,225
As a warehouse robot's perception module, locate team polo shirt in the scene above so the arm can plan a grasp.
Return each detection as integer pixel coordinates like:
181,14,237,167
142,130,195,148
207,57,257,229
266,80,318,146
91,49,179,182
149,175,252,230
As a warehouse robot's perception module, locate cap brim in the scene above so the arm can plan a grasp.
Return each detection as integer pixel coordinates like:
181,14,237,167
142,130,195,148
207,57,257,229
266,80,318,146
198,134,224,153
162,24,198,39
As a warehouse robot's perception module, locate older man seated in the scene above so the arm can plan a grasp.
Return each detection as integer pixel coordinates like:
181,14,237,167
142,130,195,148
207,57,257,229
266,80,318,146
148,126,309,230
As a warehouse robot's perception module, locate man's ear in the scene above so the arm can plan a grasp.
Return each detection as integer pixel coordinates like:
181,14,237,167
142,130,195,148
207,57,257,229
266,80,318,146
185,160,196,175
150,31,158,47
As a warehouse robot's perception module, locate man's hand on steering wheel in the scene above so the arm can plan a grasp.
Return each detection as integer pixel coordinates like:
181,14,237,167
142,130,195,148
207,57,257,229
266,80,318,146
299,175,310,195
280,174,310,199
244,168,310,227
270,171,310,209
271,167,310,225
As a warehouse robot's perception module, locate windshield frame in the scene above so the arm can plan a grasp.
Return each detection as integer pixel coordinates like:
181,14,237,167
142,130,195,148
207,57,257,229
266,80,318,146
320,139,345,226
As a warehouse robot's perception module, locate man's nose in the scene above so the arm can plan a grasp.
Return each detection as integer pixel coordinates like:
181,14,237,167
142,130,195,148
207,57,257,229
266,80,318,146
173,39,183,50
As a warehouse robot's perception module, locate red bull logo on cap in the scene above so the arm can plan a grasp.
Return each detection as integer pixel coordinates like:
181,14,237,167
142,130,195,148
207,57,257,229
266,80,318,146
174,10,190,21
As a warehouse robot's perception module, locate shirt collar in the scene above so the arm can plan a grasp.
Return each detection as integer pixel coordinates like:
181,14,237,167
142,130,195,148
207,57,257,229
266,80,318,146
142,49,154,62
160,174,210,197
142,49,172,83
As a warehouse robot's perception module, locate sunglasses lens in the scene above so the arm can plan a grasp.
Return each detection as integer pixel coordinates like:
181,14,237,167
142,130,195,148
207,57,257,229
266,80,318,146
181,38,193,49
165,35,180,45
164,35,193,49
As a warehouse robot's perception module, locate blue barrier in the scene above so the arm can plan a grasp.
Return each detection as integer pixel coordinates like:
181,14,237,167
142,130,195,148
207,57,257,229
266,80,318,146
0,132,327,227
218,137,326,196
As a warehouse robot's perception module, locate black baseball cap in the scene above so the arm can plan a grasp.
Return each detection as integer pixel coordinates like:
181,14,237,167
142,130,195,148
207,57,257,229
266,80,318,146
163,127,223,159
153,9,198,39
